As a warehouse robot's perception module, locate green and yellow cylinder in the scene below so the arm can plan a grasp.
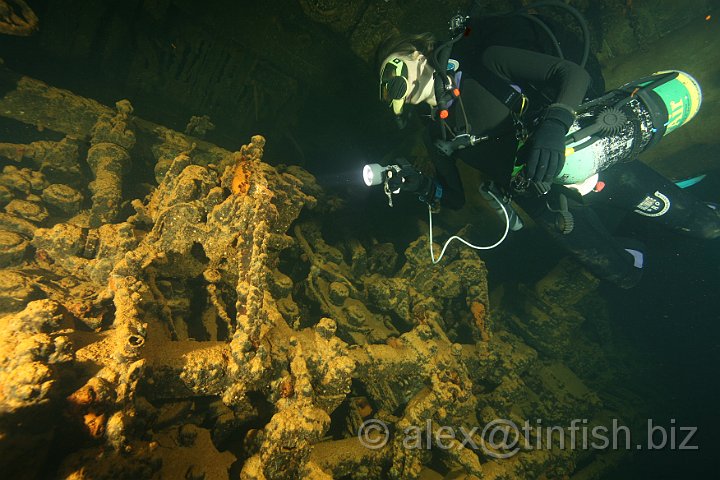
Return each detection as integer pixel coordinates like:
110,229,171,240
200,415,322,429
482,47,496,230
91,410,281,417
551,70,703,186
649,70,702,135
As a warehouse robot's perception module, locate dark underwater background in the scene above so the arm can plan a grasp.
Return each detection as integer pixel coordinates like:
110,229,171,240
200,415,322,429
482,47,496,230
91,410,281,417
1,0,719,478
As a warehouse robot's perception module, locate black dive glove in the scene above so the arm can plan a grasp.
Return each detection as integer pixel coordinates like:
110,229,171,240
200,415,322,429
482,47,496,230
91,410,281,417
521,104,575,187
392,159,441,205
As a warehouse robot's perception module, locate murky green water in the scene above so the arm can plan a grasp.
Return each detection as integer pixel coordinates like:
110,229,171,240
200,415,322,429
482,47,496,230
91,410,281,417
1,2,718,478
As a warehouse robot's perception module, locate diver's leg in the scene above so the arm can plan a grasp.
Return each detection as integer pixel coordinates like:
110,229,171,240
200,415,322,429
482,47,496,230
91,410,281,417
516,195,643,289
586,160,720,239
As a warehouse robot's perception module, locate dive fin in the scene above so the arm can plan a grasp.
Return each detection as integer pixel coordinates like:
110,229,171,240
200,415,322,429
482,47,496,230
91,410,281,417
674,174,706,189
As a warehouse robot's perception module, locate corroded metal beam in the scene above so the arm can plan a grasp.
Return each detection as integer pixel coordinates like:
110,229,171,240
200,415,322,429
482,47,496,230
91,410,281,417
0,66,230,169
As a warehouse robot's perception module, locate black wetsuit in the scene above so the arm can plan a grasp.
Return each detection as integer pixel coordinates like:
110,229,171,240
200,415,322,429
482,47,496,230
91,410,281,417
430,45,591,207
426,42,720,289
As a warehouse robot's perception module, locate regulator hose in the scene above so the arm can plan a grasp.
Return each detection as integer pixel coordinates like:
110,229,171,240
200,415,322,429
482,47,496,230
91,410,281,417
473,0,591,69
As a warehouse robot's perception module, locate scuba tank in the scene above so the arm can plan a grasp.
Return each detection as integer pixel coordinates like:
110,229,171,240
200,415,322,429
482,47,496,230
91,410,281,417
442,8,701,191
506,69,702,234
553,70,702,187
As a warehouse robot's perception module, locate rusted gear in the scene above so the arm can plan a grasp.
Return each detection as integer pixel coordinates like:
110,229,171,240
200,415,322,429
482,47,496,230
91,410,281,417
0,0,38,36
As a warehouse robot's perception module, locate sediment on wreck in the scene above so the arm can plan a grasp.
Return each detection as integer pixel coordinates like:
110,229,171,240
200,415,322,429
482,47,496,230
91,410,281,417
0,69,644,480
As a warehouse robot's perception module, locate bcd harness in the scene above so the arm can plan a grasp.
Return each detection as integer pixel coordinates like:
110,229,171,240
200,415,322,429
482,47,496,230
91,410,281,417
430,30,530,157
429,31,581,234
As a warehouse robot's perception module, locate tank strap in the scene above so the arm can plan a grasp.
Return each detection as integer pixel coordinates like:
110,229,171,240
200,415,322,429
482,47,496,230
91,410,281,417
635,89,669,150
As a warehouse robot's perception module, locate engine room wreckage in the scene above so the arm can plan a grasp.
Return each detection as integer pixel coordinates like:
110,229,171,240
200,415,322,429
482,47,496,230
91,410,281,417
0,66,645,479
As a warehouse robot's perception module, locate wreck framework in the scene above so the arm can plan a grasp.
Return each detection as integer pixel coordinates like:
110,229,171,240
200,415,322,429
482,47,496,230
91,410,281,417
0,66,645,479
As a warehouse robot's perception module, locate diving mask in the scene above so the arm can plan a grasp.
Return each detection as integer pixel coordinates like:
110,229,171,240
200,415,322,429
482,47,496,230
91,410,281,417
379,57,409,115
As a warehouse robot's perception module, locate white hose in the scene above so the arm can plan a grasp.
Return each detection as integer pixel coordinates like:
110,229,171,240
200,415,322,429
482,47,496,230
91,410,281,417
428,189,511,264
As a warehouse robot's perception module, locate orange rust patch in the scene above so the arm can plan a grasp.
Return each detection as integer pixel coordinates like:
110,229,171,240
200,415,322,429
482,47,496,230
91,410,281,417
470,301,491,342
231,161,251,196
279,377,294,398
231,135,265,195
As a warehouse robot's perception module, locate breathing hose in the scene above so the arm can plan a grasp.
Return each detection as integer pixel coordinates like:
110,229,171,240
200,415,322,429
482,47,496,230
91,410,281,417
428,189,510,263
473,0,591,68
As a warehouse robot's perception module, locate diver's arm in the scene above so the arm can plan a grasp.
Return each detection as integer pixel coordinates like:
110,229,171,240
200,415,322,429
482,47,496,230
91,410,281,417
483,46,590,186
481,45,591,107
419,129,465,209
429,154,466,209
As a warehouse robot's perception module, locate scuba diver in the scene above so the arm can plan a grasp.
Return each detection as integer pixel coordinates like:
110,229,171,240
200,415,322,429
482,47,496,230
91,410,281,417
369,6,720,289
